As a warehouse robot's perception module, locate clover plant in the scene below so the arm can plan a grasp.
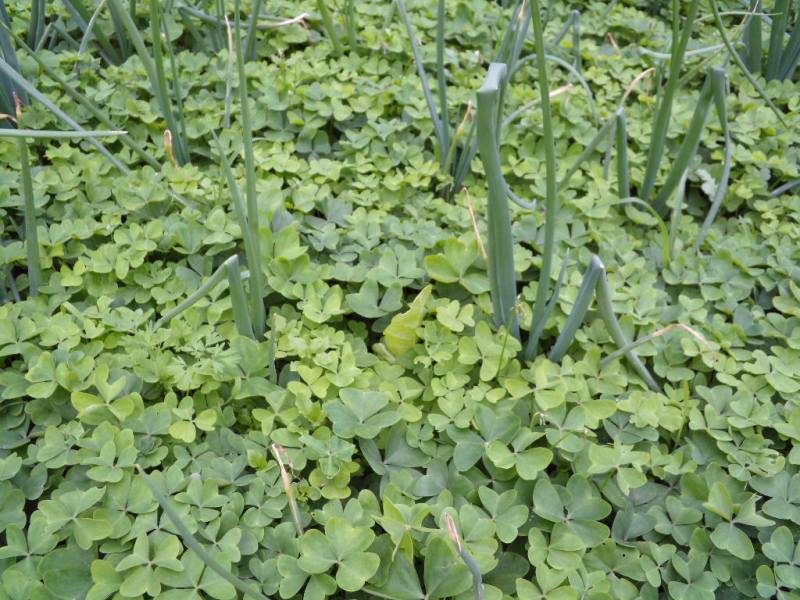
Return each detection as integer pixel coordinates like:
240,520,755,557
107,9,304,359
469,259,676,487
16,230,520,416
0,1,797,600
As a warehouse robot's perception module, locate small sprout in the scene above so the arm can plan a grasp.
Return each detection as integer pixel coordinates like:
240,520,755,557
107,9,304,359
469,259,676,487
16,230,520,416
443,512,483,600
444,512,462,552
164,129,177,166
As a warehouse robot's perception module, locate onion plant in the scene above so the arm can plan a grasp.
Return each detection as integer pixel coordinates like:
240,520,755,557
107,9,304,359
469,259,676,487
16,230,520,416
155,0,268,342
552,3,733,252
107,0,190,164
0,54,127,171
0,0,26,120
15,136,39,297
550,9,582,76
651,67,730,215
548,256,660,392
396,0,530,197
137,465,271,600
475,0,660,392
710,0,789,123
1,127,126,299
27,0,45,50
734,0,800,81
154,255,245,328
61,0,130,64
640,0,702,203
316,0,343,55
477,63,518,338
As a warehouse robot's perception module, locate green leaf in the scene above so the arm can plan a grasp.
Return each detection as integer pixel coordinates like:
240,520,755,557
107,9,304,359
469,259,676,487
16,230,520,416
703,482,733,521
299,530,337,574
710,522,755,560
533,479,565,522
169,420,196,443
383,285,432,356
87,560,123,600
336,552,380,591
517,448,554,480
423,536,472,600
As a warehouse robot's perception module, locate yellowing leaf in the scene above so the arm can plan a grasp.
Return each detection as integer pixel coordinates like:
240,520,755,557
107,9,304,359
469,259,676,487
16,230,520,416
169,421,196,443
383,285,432,357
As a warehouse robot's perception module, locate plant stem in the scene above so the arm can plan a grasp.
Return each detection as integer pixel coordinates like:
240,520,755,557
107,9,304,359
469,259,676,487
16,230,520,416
137,466,271,600
235,0,266,339
524,0,558,360
316,0,343,55
708,0,786,125
476,63,518,339
695,69,733,252
743,0,762,72
640,0,701,202
615,109,630,199
226,255,255,338
594,259,661,392
17,137,40,296
155,256,249,328
765,0,789,80
548,256,603,362
245,0,264,61
652,70,715,214
436,0,449,160
396,0,447,165
0,129,126,138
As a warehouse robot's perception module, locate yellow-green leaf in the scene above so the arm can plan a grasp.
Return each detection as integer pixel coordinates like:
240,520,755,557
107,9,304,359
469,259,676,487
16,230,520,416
383,285,432,357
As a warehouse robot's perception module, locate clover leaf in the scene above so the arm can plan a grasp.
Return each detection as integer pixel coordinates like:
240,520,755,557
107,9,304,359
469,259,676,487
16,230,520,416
324,388,400,439
298,517,380,592
704,482,773,560
478,487,529,543
114,531,183,596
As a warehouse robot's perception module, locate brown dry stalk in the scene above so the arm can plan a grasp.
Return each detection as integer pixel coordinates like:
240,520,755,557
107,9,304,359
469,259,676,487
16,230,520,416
13,91,23,122
271,442,294,489
455,100,473,137
620,67,656,107
607,32,620,52
463,187,488,261
652,323,717,363
600,322,718,368
267,13,310,29
271,443,304,535
224,14,233,51
549,83,574,99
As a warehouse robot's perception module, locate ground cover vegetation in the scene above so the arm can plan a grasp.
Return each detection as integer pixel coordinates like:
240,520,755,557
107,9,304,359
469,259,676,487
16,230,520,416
0,0,799,598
